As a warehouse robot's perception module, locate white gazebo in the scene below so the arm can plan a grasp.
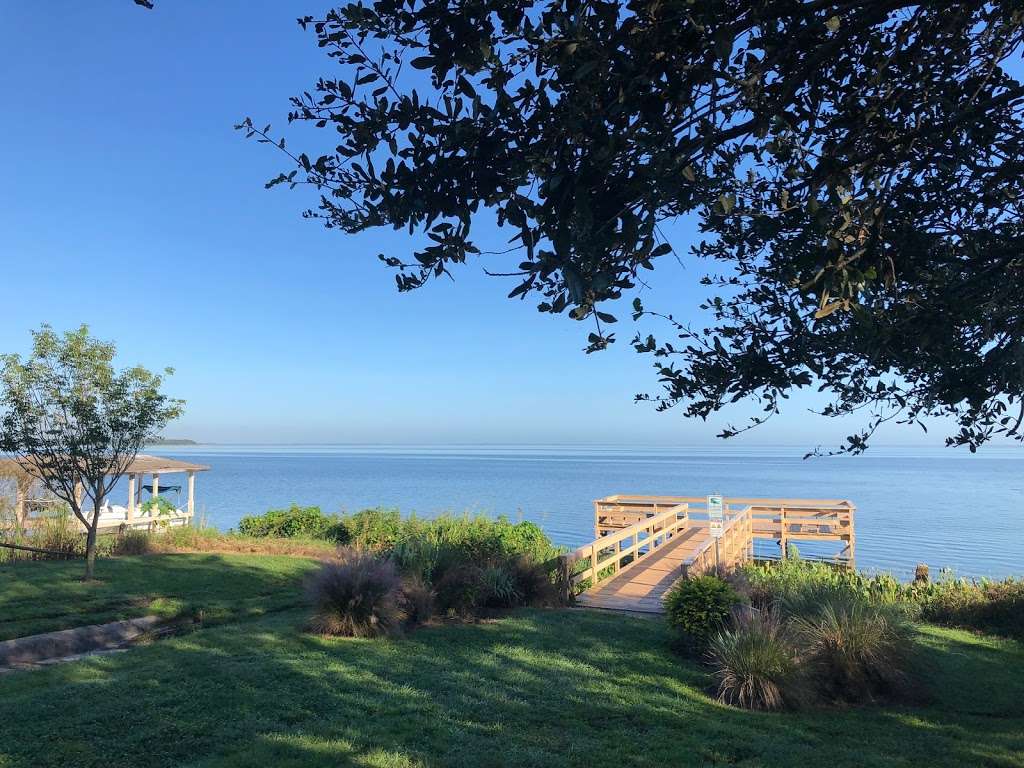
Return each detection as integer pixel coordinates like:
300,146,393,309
1,454,210,532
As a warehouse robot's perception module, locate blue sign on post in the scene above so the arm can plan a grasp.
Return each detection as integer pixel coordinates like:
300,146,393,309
708,494,724,539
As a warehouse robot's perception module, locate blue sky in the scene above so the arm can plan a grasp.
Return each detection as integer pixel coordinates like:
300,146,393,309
0,2,985,448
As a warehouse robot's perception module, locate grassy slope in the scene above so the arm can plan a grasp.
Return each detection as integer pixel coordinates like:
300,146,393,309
0,606,1021,768
0,554,318,640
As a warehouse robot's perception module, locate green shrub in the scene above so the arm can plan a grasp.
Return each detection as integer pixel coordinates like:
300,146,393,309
790,593,914,703
740,559,915,614
226,506,561,618
237,505,338,539
140,496,177,517
664,575,743,654
918,575,1024,639
708,608,802,711
337,508,402,548
307,548,404,638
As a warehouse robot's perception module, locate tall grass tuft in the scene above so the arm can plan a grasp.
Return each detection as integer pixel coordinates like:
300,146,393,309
480,562,521,608
400,577,435,627
307,548,404,638
112,528,155,556
707,608,802,711
790,594,914,703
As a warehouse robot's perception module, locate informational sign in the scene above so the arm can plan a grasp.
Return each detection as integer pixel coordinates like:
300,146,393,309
708,494,725,539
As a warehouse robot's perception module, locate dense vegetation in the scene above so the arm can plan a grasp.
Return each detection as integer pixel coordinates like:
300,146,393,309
662,559,1024,710
270,507,564,630
742,559,1024,640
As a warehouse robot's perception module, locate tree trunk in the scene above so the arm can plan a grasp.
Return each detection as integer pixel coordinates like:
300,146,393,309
83,498,102,581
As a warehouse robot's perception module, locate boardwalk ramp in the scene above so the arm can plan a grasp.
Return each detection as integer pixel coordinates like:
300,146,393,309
561,496,854,614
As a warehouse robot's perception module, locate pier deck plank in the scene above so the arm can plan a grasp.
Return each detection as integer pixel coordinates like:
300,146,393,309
575,522,709,613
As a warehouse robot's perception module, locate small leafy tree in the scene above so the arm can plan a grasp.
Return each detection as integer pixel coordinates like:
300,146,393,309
0,325,183,579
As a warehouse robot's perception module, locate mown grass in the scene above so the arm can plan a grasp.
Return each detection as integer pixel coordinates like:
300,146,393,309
0,601,1022,767
0,554,319,640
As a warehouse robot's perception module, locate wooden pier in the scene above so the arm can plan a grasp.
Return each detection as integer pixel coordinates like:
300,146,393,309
563,495,855,614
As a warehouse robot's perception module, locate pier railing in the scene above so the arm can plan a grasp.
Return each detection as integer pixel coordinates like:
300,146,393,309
681,506,754,578
594,495,855,567
557,502,689,600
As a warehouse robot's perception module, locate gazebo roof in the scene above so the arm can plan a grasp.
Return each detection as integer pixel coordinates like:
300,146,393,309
0,453,210,480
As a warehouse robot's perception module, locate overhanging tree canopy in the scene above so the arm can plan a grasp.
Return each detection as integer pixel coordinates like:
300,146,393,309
239,0,1024,452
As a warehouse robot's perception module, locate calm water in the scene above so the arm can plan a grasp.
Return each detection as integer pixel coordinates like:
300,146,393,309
131,444,1024,580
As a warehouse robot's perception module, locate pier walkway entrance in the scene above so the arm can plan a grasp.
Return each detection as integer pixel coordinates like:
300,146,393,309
562,495,855,614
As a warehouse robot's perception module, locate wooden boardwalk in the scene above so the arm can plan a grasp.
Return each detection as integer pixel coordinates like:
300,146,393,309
560,495,855,614
575,522,708,613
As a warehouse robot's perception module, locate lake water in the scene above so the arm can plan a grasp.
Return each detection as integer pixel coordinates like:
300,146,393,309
131,444,1024,580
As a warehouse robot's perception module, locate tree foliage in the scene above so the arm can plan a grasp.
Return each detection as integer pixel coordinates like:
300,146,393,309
0,325,183,578
240,0,1024,452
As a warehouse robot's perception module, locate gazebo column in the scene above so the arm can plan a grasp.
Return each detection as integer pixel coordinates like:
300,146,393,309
187,471,195,519
73,482,86,531
151,474,160,506
14,478,29,528
127,474,136,525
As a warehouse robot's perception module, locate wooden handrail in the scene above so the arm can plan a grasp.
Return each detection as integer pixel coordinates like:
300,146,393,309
559,503,689,598
576,495,856,600
681,505,753,578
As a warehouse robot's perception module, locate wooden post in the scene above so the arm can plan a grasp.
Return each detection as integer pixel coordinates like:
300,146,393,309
127,474,136,525
590,541,599,585
151,474,160,501
187,471,195,519
779,506,787,560
593,500,601,539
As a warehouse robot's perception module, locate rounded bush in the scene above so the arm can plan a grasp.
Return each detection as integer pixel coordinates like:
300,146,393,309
307,548,404,637
663,575,742,653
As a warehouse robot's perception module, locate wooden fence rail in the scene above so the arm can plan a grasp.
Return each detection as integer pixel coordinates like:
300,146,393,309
681,506,753,578
558,503,689,600
595,496,854,567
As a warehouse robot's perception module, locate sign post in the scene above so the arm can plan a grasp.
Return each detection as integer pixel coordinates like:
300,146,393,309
708,494,724,571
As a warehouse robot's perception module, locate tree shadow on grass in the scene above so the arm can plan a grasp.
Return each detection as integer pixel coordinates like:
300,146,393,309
0,608,1022,768
0,553,318,640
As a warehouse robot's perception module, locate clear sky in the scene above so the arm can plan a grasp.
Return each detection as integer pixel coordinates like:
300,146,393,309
0,2,989,448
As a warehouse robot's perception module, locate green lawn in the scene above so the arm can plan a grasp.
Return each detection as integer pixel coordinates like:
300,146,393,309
0,554,319,640
0,593,1022,767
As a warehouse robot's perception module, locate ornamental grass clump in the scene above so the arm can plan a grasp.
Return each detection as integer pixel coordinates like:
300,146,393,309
707,608,803,711
789,594,915,703
307,548,404,638
480,562,521,608
400,576,435,628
